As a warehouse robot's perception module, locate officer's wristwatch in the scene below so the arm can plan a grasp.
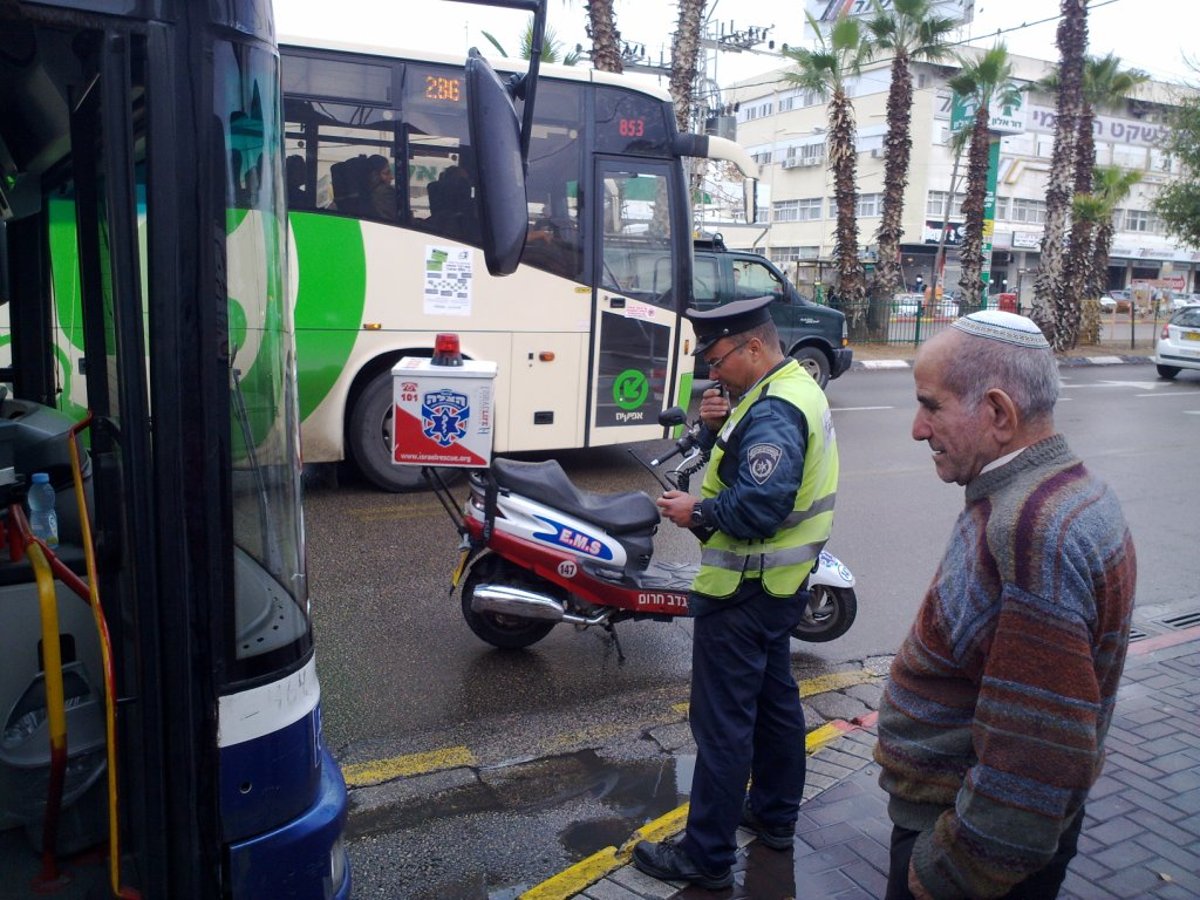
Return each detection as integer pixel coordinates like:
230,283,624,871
689,503,705,528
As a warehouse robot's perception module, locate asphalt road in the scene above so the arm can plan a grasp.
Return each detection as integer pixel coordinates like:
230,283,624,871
304,359,1200,896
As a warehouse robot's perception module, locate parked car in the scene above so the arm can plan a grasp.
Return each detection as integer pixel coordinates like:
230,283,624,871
1097,294,1118,312
1171,293,1200,311
1105,289,1132,313
691,237,851,388
1154,304,1200,379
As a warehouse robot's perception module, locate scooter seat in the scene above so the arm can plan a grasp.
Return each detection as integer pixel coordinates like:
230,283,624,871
490,458,660,534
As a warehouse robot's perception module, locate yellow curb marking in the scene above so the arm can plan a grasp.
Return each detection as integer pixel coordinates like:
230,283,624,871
517,720,867,899
341,745,476,789
343,670,882,896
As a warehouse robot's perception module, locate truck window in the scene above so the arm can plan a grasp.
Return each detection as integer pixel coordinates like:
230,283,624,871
694,255,720,306
733,258,785,301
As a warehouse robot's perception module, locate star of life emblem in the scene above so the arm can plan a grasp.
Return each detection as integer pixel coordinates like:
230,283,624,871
747,443,782,485
422,389,470,447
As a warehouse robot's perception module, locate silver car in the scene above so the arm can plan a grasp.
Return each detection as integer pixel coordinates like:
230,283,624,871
1155,305,1200,379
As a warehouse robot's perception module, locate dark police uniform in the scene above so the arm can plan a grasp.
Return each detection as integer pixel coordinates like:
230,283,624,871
681,297,839,874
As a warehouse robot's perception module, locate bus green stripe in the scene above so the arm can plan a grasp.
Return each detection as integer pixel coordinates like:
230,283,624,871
290,212,367,420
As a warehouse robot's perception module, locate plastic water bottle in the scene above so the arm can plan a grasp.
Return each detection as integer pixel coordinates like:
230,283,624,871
28,472,59,547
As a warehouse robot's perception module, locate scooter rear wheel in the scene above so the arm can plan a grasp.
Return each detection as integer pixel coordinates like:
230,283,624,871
791,585,857,643
461,556,558,649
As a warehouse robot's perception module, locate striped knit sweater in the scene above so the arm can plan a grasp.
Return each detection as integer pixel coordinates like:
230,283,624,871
875,434,1136,899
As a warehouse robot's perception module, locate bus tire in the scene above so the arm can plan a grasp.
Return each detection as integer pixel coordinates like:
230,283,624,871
347,369,463,492
791,346,831,389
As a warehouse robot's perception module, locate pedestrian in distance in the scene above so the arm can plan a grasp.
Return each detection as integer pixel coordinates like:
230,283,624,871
876,310,1137,899
633,295,840,890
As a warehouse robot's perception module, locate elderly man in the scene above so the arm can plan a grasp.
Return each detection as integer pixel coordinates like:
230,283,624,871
876,311,1137,899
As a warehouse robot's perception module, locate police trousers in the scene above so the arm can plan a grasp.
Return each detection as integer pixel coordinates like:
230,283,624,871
680,584,806,871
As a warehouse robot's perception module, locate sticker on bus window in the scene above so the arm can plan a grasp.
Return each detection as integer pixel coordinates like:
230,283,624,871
424,245,473,316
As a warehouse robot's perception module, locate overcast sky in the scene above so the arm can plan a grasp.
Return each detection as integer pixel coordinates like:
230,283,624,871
276,0,1196,90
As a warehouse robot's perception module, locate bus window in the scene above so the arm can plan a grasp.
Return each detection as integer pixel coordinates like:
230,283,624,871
522,81,583,280
600,170,673,306
404,63,479,244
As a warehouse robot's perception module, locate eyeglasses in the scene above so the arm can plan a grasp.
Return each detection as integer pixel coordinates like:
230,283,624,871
705,339,749,373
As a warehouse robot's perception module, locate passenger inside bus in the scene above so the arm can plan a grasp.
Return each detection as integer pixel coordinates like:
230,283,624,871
426,165,476,242
365,154,396,221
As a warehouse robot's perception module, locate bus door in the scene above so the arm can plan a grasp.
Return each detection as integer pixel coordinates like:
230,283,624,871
588,160,682,446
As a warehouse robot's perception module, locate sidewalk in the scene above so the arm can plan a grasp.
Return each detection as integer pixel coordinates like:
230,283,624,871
575,626,1200,900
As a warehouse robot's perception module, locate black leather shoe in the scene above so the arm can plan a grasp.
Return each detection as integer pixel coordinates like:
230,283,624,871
632,839,733,890
740,801,794,850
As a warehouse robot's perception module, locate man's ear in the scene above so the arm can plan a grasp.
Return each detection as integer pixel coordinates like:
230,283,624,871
983,387,1019,442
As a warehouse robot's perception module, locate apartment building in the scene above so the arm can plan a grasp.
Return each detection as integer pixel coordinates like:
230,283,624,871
717,49,1197,304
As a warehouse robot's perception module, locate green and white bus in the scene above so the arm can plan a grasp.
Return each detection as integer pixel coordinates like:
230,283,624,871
279,41,757,490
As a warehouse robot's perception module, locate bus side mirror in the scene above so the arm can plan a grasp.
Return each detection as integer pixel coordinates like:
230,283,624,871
465,49,528,276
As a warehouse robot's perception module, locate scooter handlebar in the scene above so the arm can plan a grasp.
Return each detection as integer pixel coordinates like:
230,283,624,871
650,423,702,467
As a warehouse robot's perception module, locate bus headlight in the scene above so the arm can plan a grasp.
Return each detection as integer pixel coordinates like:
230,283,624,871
328,834,349,898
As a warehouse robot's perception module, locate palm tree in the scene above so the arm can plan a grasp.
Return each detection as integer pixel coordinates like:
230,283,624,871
784,12,872,338
1088,165,1142,303
946,45,1019,312
864,0,958,321
585,0,623,73
930,125,972,302
1031,0,1088,349
670,0,708,134
1038,54,1147,346
481,20,580,64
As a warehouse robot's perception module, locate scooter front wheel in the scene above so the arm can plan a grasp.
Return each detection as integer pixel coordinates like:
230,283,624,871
461,557,557,650
791,585,857,643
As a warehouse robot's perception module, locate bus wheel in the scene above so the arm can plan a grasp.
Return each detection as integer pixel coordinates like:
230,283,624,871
791,347,831,389
348,369,463,492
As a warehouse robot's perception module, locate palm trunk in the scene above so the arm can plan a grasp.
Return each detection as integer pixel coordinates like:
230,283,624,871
1032,0,1088,343
829,87,867,338
958,106,990,308
1061,101,1098,349
1090,220,1115,300
670,0,705,134
585,1,623,73
872,52,913,338
932,145,965,299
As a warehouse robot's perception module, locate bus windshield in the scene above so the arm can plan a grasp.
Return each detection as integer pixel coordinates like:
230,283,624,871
218,40,311,674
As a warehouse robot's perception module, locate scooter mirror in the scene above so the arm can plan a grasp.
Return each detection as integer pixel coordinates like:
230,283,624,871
658,406,687,428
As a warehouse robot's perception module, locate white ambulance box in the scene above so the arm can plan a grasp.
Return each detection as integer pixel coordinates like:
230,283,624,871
392,357,498,468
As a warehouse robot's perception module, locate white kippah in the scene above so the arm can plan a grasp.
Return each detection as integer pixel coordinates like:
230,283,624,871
950,310,1050,349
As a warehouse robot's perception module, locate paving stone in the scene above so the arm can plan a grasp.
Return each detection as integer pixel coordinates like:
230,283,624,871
610,864,680,898
806,691,872,722
1099,860,1173,897
843,682,884,708
840,858,888,896
1081,816,1142,847
1090,836,1156,872
797,820,862,850
1127,807,1196,844
844,833,889,871
787,861,856,894
791,841,861,873
1082,792,1139,823
1133,837,1200,884
813,747,871,773
1165,787,1200,815
581,878,646,899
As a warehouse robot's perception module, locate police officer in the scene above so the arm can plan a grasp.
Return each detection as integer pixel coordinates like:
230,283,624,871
633,296,840,889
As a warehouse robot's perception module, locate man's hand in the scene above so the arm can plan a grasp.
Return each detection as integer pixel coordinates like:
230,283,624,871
698,386,730,431
657,490,695,528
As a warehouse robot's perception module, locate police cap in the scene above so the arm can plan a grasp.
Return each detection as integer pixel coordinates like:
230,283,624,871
687,295,773,357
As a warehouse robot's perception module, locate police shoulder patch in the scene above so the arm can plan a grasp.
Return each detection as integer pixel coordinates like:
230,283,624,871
746,443,783,485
